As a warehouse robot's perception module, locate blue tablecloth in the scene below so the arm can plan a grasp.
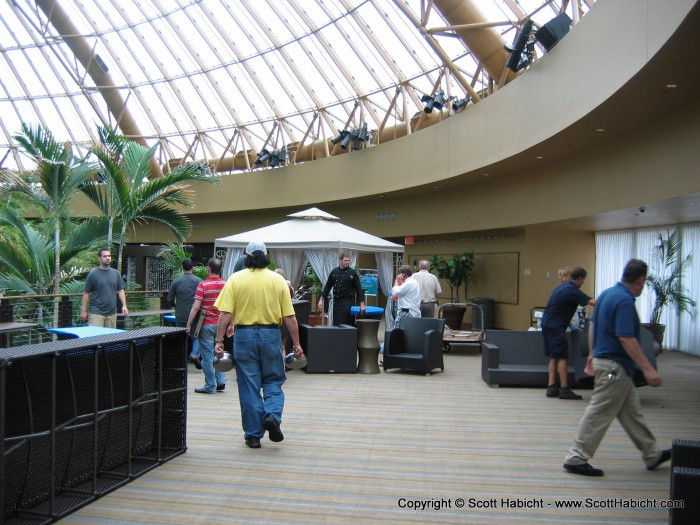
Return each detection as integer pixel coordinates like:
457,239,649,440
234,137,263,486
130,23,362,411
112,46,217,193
47,326,126,339
350,306,384,317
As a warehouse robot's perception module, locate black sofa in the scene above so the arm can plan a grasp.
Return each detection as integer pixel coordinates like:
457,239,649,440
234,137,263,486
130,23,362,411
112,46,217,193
481,327,657,388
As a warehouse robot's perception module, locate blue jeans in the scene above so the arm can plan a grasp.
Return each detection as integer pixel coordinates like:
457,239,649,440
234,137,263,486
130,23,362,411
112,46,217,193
198,324,227,393
233,327,285,439
176,320,199,358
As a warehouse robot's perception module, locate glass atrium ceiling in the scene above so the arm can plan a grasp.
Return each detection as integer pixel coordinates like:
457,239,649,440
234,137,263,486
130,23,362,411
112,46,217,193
0,0,592,174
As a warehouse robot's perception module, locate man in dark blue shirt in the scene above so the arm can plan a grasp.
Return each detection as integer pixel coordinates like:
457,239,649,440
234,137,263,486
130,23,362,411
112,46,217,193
563,259,669,476
541,267,595,399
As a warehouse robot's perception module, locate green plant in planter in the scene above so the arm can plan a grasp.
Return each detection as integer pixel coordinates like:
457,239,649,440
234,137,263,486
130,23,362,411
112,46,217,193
430,252,475,303
646,229,695,326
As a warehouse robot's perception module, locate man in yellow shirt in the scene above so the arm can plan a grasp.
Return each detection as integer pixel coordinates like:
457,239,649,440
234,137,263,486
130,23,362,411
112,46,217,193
214,241,303,449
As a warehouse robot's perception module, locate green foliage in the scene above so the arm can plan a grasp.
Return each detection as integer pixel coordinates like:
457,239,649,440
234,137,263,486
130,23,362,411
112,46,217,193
157,243,193,277
83,126,221,273
430,252,476,302
646,229,695,324
0,207,91,297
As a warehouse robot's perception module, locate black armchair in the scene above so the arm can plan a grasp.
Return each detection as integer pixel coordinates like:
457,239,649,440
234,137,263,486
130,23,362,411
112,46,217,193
382,317,445,375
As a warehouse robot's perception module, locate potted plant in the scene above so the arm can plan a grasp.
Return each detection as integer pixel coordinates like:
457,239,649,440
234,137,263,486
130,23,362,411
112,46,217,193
430,252,476,329
642,229,695,351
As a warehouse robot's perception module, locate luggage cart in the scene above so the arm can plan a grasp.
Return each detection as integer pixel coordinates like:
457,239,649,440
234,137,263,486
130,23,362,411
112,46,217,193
530,306,546,329
439,302,486,353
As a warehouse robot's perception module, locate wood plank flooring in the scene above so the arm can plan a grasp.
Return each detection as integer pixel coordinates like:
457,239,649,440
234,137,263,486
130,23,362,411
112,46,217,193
60,347,700,524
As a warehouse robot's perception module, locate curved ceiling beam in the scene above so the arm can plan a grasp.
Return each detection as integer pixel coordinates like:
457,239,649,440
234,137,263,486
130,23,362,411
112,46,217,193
35,0,161,175
432,0,516,84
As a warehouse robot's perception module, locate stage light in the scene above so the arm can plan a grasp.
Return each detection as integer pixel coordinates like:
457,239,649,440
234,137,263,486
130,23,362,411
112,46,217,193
535,13,572,51
452,97,469,112
331,130,349,145
254,149,271,165
505,19,535,72
421,89,446,113
269,148,286,168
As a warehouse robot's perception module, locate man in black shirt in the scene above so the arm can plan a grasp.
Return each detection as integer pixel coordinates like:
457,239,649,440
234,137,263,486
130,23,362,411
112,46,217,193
318,253,365,325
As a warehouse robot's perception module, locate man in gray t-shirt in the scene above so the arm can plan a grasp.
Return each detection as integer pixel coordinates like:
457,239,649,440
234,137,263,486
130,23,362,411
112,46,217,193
80,248,128,327
168,258,202,360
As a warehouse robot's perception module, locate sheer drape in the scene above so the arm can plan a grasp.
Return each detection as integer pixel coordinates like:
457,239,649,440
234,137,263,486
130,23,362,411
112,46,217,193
221,248,244,278
595,224,699,354
272,249,308,290
376,251,395,329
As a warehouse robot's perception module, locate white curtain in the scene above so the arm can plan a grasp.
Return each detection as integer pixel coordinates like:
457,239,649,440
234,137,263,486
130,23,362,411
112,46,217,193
595,224,700,355
376,251,395,329
271,249,308,290
221,248,244,278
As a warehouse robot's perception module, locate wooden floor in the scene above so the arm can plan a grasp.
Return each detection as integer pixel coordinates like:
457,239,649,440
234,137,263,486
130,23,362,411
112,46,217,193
61,346,700,525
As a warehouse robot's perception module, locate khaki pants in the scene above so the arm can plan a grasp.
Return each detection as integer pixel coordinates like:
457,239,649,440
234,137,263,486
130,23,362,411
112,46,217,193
420,302,436,318
565,358,659,467
88,313,118,328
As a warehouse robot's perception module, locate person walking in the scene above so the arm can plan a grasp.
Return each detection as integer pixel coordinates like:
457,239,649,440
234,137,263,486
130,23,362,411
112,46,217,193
214,241,303,449
318,253,365,325
541,266,595,399
412,260,442,318
187,258,228,394
563,259,671,476
80,248,128,327
167,258,203,365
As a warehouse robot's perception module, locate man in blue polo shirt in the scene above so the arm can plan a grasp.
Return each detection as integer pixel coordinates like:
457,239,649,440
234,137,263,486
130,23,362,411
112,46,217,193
541,267,595,399
563,259,670,476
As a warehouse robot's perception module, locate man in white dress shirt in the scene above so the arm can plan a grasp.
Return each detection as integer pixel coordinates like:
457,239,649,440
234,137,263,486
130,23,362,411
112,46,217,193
412,260,442,318
391,265,421,327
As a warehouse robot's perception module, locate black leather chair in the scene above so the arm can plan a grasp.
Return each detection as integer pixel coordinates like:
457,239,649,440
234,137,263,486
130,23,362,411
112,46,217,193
299,324,358,373
383,317,445,375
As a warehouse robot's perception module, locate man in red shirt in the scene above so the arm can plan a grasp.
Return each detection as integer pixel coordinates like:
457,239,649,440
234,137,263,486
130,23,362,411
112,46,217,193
187,258,231,393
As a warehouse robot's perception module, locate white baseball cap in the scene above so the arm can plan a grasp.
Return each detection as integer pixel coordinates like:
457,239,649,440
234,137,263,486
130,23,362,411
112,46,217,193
245,240,267,255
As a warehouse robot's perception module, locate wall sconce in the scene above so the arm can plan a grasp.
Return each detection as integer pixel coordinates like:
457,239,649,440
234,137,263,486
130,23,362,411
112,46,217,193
421,89,445,113
376,211,396,222
505,19,535,72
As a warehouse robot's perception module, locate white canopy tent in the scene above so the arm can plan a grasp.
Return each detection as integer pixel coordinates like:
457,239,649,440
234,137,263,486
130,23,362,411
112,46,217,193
214,207,404,324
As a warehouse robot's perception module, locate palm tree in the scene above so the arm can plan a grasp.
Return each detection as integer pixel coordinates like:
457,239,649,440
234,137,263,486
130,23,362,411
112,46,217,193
82,126,219,272
647,229,695,325
0,123,98,325
0,207,103,326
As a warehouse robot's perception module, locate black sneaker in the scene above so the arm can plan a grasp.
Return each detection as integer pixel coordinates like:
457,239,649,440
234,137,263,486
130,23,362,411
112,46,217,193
647,449,671,470
263,414,284,442
189,355,202,370
245,437,261,449
216,384,225,391
563,462,604,477
559,387,583,400
546,384,560,398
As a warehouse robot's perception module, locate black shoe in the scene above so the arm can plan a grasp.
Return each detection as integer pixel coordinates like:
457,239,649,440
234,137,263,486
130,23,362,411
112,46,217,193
546,384,560,398
194,387,214,394
189,355,202,370
647,449,672,470
559,387,583,400
216,384,226,391
263,414,284,442
245,437,261,449
563,462,604,477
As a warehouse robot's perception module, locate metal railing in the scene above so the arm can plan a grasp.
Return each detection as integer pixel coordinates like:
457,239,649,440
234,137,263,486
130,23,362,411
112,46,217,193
0,291,169,347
